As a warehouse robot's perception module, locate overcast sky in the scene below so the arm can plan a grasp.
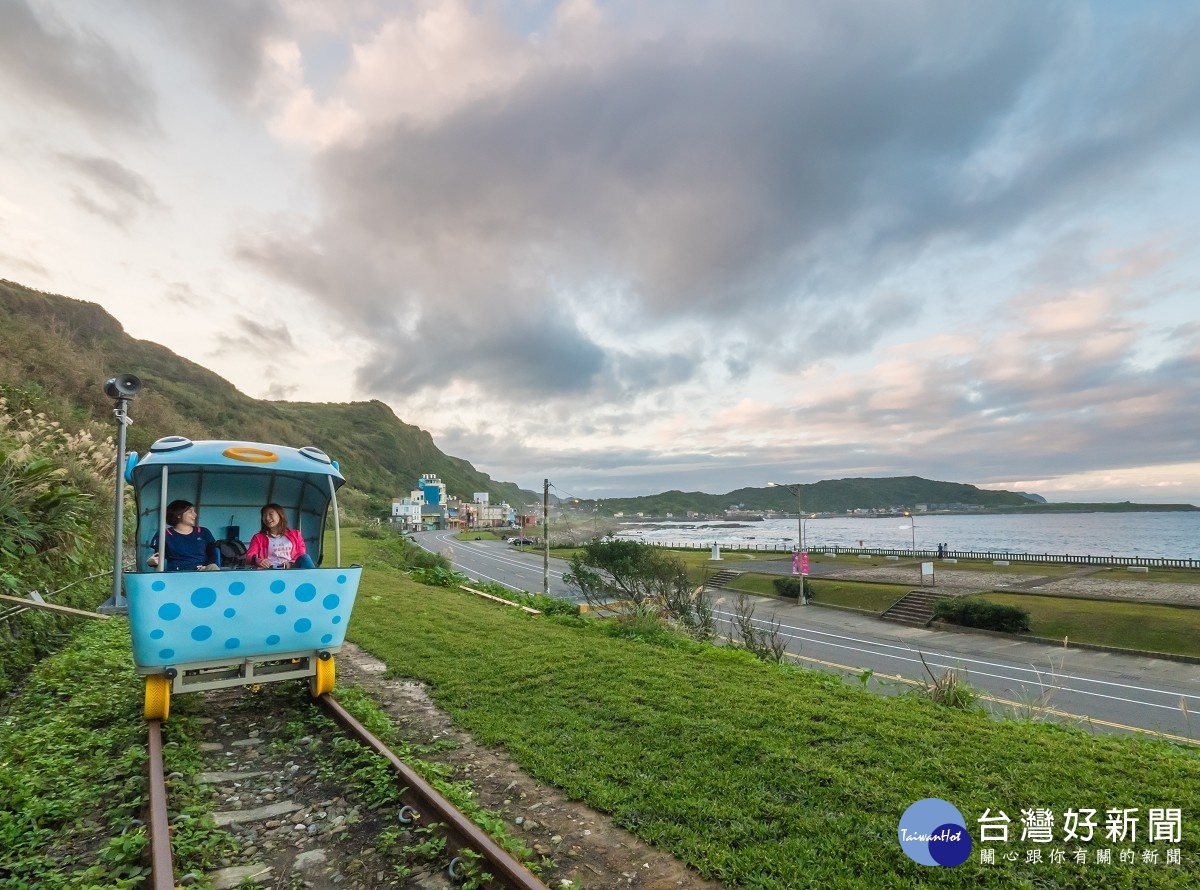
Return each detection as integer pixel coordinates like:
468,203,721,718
3,0,1199,503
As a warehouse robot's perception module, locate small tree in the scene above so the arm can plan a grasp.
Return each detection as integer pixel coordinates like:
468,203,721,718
732,594,790,663
564,539,714,640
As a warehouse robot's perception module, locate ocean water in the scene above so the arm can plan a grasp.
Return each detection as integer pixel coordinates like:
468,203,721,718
614,511,1200,561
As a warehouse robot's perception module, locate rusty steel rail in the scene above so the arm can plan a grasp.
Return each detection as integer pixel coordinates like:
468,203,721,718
146,719,176,890
319,694,549,890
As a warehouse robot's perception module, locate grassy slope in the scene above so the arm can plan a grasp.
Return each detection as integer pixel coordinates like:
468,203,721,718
973,593,1200,657
343,534,1200,889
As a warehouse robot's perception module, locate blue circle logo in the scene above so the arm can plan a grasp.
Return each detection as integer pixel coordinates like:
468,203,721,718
898,798,972,867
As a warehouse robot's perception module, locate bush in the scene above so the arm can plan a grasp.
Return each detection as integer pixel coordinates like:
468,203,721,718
933,598,1031,633
772,577,810,600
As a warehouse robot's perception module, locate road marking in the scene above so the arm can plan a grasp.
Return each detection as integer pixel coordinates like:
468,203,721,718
780,650,1199,747
711,605,1200,709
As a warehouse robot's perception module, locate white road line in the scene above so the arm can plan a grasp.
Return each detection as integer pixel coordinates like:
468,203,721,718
711,605,1200,702
711,608,1197,714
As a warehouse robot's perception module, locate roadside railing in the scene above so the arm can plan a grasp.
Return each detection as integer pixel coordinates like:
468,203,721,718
639,541,1199,569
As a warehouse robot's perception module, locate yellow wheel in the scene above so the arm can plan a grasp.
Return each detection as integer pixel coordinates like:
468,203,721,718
144,675,171,721
310,655,335,697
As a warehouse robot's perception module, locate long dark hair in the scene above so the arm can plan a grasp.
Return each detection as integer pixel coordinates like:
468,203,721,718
166,499,195,527
260,503,290,535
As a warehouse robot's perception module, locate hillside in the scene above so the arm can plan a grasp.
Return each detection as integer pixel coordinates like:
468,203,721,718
0,280,535,513
576,475,1036,516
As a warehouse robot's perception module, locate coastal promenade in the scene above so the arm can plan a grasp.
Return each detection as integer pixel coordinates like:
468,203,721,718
741,556,1200,606
828,563,1200,606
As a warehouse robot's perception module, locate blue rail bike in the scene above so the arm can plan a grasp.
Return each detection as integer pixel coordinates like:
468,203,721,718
123,437,361,720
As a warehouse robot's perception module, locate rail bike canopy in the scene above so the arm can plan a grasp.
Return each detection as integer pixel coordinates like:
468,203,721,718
127,437,345,571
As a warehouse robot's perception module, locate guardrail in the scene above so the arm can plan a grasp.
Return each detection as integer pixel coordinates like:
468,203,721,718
642,541,1199,569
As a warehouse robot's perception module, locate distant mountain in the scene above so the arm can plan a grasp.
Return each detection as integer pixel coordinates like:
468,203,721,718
0,280,536,515
571,476,1035,516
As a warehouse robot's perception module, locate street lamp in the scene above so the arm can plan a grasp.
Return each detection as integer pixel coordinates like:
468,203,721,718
767,482,803,549
903,511,915,552
801,513,816,549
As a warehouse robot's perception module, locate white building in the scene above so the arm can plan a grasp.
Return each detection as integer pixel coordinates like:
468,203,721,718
391,489,425,529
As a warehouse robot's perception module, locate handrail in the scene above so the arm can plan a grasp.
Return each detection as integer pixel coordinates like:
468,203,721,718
637,541,1199,568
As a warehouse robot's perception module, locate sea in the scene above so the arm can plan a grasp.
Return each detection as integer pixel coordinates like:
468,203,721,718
614,511,1200,561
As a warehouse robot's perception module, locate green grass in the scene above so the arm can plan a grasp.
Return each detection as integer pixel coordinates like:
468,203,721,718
456,530,505,541
1091,567,1200,584
972,593,1200,657
0,620,236,888
808,580,914,612
719,573,911,613
341,532,1200,889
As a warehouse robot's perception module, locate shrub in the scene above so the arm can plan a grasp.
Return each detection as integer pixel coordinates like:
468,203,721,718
0,390,117,697
934,597,1031,633
772,576,810,600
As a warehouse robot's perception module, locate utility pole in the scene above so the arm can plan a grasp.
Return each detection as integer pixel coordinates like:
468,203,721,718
543,478,550,597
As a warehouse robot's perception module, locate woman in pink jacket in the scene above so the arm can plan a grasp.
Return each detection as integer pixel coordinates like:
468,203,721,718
245,503,315,569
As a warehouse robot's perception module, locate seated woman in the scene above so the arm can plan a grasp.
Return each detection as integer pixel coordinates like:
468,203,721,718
245,503,316,569
147,499,221,571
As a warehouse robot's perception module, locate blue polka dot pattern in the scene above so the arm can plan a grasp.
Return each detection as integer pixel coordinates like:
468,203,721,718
125,566,362,668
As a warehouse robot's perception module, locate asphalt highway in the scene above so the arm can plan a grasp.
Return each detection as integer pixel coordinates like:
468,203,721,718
412,530,1200,744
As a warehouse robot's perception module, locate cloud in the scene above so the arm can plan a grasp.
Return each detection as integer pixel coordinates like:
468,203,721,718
0,0,156,131
60,154,163,228
132,0,286,102
243,3,1088,400
214,316,297,354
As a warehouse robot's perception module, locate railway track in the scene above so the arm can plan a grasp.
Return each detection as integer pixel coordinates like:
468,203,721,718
143,693,549,889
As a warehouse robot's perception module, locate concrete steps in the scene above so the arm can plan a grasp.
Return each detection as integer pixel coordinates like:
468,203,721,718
705,569,742,589
881,589,953,627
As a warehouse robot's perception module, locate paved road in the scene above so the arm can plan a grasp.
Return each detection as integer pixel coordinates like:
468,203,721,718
416,530,580,600
412,531,1200,744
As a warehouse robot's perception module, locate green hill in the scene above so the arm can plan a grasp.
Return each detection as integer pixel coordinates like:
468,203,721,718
0,279,535,514
576,475,1035,516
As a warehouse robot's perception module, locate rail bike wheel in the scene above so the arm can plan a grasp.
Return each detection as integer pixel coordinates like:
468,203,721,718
144,675,171,721
310,654,335,697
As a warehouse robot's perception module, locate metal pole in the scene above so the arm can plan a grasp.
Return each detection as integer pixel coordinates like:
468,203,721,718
157,468,168,572
796,486,803,551
108,398,131,610
329,477,342,567
542,478,549,598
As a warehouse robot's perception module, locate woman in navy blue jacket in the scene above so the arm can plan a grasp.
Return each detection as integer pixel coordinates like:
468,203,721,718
147,499,220,571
